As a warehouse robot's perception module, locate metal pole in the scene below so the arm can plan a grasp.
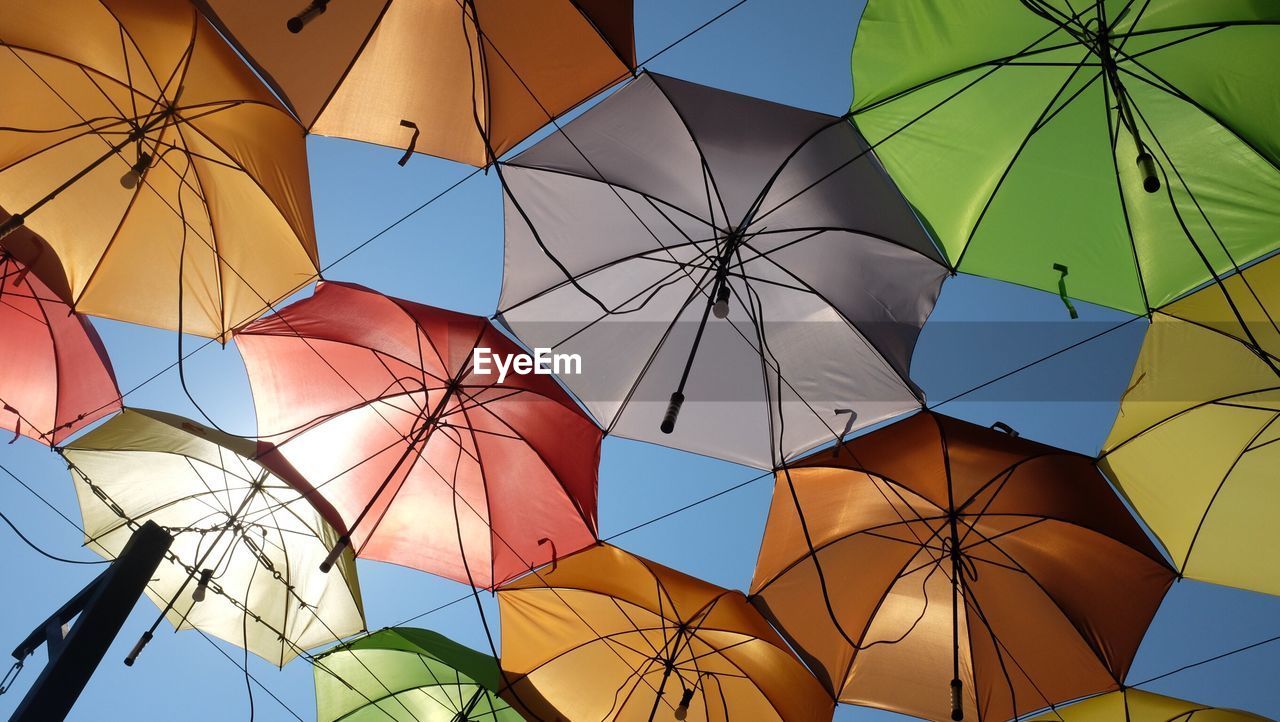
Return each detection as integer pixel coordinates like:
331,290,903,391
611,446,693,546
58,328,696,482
7,520,172,722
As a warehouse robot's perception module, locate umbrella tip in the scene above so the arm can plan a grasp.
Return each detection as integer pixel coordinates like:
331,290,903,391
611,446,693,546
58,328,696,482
660,392,684,434
287,1,329,34
1136,152,1160,193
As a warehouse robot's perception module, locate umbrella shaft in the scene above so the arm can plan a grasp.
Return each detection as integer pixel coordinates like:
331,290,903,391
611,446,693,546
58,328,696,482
681,231,743,389
646,662,676,722
5,120,160,237
347,378,463,539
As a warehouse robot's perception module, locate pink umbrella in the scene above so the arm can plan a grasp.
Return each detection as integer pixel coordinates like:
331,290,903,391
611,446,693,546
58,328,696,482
0,227,120,445
236,281,601,589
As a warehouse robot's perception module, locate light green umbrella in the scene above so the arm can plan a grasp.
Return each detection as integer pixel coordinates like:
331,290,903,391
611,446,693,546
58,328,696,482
313,628,521,722
849,0,1280,318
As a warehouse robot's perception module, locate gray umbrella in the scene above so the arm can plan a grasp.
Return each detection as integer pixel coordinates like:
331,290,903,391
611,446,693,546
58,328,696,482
496,72,947,468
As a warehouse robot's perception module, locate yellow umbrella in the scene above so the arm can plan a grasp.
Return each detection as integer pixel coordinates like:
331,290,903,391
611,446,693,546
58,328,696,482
1028,688,1267,722
0,0,318,340
498,544,834,722
1101,255,1280,596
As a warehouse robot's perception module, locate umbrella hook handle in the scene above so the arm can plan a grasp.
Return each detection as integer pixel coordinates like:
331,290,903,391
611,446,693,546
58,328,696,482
1052,263,1078,319
397,120,420,167
538,537,558,572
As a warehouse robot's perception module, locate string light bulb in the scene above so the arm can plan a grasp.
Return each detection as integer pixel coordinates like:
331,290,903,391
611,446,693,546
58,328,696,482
712,284,731,319
191,568,214,603
675,688,695,720
120,152,151,189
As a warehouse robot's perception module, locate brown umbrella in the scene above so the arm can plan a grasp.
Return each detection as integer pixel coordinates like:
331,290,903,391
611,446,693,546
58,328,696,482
749,411,1175,722
193,0,635,166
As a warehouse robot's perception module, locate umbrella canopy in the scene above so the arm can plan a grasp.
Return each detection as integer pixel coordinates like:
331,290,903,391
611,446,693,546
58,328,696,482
1028,688,1268,722
497,71,948,469
193,0,635,166
1100,254,1280,597
62,408,365,666
0,232,119,445
849,1,1280,314
236,280,601,589
749,411,1175,722
314,627,520,722
498,543,834,722
0,0,318,340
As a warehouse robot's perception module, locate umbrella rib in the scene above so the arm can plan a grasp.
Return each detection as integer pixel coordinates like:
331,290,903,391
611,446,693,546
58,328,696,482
1157,306,1280,362
949,55,1102,271
94,0,168,96
1119,77,1280,367
737,235,926,404
293,1,394,131
0,43,165,112
1097,57,1157,315
955,452,1060,516
382,294,457,381
966,521,1147,681
1118,74,1280,332
756,4,1100,234
956,573,1038,720
600,244,724,436
645,74,732,229
851,22,1092,116
448,385,597,535
725,261,850,461
499,162,719,237
254,504,421,722
173,115,320,285
512,241,719,355
751,505,948,595
1178,411,1280,574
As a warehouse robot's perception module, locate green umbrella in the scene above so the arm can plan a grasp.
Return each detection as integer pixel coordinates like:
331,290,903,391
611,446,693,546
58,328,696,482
849,1,1280,319
313,628,521,722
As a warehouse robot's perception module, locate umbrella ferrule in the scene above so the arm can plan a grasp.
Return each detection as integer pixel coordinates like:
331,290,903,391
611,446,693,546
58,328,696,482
288,1,330,33
1136,151,1160,193
319,535,350,573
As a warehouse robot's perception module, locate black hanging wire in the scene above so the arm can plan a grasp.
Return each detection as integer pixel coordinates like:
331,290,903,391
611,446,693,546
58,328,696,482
0,504,108,565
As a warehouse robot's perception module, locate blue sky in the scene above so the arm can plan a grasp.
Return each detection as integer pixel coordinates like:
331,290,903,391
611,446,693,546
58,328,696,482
1,1,1278,720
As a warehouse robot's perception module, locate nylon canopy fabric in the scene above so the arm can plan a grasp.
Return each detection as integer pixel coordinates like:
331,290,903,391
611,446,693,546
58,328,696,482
1101,255,1280,597
61,408,365,667
498,543,834,722
849,0,1280,313
749,411,1175,722
194,0,635,167
0,244,119,445
0,0,319,340
498,71,948,468
314,627,519,722
1028,688,1269,722
236,281,601,589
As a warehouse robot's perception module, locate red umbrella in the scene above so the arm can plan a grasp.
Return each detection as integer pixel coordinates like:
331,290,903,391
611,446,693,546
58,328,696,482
235,281,600,589
0,228,119,445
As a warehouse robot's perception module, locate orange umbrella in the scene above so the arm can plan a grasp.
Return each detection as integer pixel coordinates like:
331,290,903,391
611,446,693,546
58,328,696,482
498,544,834,722
194,0,635,166
749,411,1175,722
0,0,318,340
